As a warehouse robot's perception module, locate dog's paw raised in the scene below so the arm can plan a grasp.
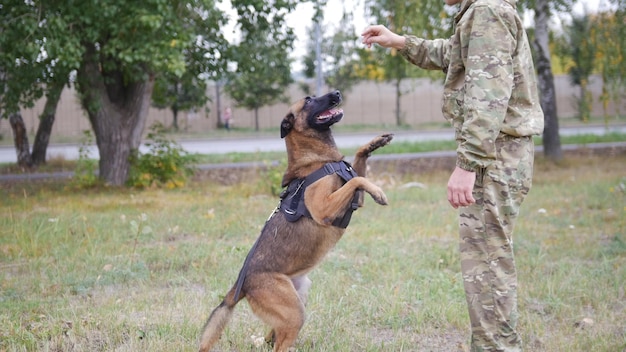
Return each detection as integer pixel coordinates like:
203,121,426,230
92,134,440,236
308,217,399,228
370,189,388,206
368,133,394,152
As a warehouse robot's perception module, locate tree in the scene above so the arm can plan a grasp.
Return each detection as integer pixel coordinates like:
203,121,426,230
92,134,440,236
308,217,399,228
520,0,571,162
302,5,364,97
224,0,298,131
151,13,232,131
562,14,596,122
152,71,210,131
590,7,625,123
1,0,227,185
364,0,449,125
0,1,74,167
74,1,227,185
528,0,567,162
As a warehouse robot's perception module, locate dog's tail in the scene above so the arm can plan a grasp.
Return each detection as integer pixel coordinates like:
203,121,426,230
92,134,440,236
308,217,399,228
198,288,240,352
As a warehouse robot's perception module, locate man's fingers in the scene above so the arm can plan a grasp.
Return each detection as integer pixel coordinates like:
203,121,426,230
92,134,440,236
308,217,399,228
361,25,386,47
466,192,476,205
448,189,476,208
448,189,461,209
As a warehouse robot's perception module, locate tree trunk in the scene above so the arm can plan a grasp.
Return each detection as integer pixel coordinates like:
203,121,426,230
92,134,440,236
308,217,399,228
77,44,154,186
9,112,33,168
533,0,563,162
172,83,180,131
32,80,64,165
394,78,402,126
254,107,259,131
172,107,179,131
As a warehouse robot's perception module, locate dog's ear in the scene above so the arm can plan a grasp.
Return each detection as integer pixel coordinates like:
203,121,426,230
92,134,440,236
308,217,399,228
280,113,294,138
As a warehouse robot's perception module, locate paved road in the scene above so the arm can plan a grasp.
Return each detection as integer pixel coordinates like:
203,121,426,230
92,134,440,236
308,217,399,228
1,125,625,163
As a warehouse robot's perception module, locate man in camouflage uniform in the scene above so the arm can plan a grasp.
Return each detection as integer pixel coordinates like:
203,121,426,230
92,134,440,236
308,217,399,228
362,0,544,350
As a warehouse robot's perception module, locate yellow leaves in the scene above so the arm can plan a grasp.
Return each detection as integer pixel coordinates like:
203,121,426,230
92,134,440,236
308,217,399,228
353,63,385,81
164,179,184,189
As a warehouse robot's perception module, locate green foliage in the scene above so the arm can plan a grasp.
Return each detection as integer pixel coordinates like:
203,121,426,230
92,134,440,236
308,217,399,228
152,71,211,131
70,130,99,188
302,7,365,95
127,123,197,189
0,1,72,116
592,7,626,122
557,13,606,122
261,158,288,196
224,0,299,130
553,6,625,123
1,0,229,185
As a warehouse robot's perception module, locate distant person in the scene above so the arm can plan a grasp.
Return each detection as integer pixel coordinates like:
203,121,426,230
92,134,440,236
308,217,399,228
362,0,544,350
223,107,233,131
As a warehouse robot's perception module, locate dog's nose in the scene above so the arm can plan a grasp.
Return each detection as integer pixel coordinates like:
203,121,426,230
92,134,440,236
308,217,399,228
329,90,342,104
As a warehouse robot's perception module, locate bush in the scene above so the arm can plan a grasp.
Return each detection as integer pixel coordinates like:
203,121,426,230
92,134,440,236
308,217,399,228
262,158,287,196
127,123,197,189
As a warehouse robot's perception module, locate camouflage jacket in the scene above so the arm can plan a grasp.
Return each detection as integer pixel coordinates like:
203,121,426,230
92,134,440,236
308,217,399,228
399,0,544,171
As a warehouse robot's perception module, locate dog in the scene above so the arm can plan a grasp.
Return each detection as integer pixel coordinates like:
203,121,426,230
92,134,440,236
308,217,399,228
198,90,393,352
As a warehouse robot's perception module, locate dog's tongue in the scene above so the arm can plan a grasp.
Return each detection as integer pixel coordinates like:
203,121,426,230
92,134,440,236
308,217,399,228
318,108,342,119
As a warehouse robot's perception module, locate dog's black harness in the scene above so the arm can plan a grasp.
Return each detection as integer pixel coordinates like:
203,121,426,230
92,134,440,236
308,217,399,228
232,161,359,301
279,160,359,229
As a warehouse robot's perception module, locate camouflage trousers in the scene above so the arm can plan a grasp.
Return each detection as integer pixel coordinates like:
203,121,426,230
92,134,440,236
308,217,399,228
458,134,534,352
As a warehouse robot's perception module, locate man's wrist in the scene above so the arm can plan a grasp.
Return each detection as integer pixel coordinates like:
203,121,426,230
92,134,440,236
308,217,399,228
395,35,407,50
456,158,476,173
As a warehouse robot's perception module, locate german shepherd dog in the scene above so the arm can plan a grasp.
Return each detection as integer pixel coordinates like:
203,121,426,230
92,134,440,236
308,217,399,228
199,90,393,352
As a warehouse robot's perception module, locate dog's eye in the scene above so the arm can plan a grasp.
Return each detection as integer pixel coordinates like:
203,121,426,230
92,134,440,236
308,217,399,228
304,97,312,105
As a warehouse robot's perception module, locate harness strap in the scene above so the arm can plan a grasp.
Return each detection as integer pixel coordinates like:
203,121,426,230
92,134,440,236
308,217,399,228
279,161,359,229
235,163,358,299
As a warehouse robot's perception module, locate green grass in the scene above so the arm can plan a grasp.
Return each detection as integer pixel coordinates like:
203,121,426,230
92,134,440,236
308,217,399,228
1,153,625,351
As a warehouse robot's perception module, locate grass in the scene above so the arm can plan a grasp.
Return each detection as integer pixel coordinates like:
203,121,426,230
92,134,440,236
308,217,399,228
1,153,626,352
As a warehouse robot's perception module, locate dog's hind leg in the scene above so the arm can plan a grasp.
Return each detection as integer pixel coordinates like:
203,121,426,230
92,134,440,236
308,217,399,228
292,275,312,306
246,273,305,352
264,275,311,346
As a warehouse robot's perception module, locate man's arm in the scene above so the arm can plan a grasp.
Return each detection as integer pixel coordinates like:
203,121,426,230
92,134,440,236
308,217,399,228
456,5,516,171
361,25,449,71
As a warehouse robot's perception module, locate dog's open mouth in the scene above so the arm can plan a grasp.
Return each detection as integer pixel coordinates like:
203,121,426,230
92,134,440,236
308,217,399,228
305,90,344,131
316,108,344,124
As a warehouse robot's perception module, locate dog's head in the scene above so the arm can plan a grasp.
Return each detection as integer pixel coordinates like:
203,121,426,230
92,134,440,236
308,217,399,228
280,90,344,139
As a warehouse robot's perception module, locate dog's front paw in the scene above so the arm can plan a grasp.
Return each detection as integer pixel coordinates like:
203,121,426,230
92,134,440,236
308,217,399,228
377,133,394,146
369,188,388,206
366,133,394,154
